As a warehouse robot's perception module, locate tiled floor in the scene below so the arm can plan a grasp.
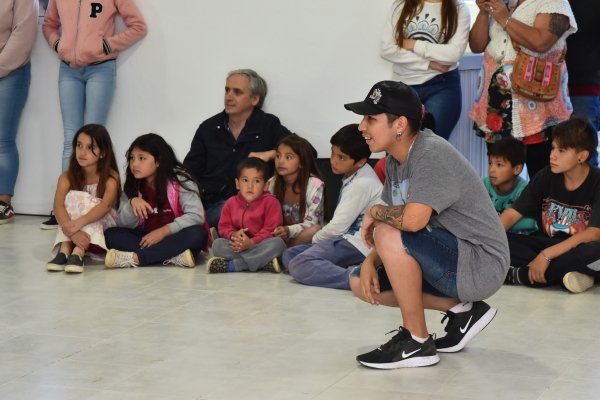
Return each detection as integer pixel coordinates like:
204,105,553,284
1,216,599,399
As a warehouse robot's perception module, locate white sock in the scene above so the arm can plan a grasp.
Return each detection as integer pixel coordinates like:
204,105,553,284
449,302,473,314
411,334,427,344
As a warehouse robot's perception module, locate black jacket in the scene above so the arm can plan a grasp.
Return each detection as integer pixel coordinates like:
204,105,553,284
184,109,292,203
565,0,600,87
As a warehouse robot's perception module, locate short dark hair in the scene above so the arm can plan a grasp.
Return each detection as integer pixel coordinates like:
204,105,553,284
487,137,526,168
330,124,371,163
237,157,270,179
385,111,436,135
552,116,597,163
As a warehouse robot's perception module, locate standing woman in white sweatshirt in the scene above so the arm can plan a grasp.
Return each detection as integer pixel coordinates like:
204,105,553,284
381,0,471,140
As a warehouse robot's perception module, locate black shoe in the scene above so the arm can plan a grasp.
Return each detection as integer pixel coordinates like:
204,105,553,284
65,254,84,273
435,301,497,353
47,252,69,271
356,327,439,369
0,201,14,225
40,212,58,230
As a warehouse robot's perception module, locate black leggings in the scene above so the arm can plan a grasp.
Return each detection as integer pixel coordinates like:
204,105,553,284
507,232,600,287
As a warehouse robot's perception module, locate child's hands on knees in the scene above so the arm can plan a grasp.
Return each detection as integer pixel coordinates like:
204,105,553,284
130,197,154,219
272,226,290,241
360,259,381,306
61,219,84,237
140,226,171,249
71,231,91,251
230,228,254,252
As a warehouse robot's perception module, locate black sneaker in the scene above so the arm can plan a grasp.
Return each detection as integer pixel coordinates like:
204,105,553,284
0,201,14,225
40,212,58,230
47,252,69,271
435,301,497,353
356,327,440,369
65,254,84,273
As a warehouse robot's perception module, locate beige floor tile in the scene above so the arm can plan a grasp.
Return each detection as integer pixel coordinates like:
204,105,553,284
88,391,193,400
461,350,575,379
314,385,433,400
68,340,188,366
0,381,98,400
110,322,222,347
435,371,554,400
17,359,145,390
539,380,600,400
0,353,55,385
108,367,232,398
559,358,600,382
0,333,100,361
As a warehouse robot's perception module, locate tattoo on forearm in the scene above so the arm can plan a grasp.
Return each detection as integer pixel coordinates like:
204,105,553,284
374,205,406,230
548,13,569,38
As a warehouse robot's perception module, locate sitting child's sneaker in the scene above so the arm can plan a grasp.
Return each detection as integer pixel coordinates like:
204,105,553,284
46,252,68,271
40,212,58,230
0,201,14,225
65,254,84,273
263,258,281,273
206,257,229,273
210,227,219,244
435,301,497,353
164,249,195,268
563,272,594,293
105,249,138,268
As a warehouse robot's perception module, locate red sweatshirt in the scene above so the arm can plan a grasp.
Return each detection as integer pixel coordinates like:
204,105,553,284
218,192,283,245
42,0,147,68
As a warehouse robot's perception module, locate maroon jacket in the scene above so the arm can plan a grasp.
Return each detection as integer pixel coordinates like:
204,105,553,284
218,191,282,245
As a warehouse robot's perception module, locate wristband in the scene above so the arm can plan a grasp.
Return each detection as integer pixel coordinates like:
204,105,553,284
503,16,512,30
541,250,552,262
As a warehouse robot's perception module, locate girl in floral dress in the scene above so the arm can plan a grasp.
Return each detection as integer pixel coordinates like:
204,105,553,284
268,135,327,247
46,124,120,273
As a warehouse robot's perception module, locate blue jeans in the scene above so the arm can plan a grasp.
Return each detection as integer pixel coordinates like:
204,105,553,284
104,225,208,266
410,69,462,140
0,62,30,196
350,226,459,298
205,199,227,228
59,60,116,171
570,95,600,167
283,237,366,290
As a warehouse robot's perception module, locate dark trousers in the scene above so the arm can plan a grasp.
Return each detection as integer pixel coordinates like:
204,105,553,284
105,225,208,266
507,232,600,287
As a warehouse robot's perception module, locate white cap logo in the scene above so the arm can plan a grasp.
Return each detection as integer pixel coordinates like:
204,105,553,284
369,88,382,104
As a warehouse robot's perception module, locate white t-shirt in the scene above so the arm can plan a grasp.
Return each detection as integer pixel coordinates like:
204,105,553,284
380,0,471,85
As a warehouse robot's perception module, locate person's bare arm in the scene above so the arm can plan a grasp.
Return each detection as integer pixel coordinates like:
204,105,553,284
370,203,433,232
499,207,523,231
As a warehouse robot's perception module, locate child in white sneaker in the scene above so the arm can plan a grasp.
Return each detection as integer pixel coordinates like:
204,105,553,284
104,134,209,268
46,124,120,273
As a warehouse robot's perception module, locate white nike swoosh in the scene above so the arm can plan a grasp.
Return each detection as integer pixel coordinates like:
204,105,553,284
402,348,421,358
460,316,473,334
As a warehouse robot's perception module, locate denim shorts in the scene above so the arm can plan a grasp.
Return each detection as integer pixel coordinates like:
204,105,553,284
350,226,459,299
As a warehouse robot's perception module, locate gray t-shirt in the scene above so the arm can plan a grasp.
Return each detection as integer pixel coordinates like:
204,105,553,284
382,130,509,301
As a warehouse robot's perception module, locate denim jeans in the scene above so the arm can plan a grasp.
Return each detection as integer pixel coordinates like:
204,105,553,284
205,199,227,228
104,225,208,266
212,237,287,272
59,60,116,171
0,62,30,196
283,237,366,290
570,95,600,167
410,69,462,140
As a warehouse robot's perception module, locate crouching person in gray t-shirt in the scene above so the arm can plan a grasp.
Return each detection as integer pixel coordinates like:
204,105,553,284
344,81,510,370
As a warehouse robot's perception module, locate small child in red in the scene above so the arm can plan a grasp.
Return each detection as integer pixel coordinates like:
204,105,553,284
207,158,286,273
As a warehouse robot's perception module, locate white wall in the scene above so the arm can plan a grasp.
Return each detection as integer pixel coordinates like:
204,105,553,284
15,0,483,215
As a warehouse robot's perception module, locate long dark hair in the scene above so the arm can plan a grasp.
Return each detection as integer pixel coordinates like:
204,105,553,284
67,124,120,203
123,133,200,213
272,135,328,222
394,0,458,47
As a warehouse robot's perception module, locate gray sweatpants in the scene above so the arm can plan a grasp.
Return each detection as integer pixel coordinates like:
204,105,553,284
212,237,287,272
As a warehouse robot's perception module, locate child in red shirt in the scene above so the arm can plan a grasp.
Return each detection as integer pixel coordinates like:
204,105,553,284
208,158,286,273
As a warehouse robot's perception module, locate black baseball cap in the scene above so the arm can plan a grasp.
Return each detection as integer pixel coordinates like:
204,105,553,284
344,81,423,120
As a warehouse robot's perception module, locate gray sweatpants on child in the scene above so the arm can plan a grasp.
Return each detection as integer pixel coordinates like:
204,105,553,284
212,237,287,272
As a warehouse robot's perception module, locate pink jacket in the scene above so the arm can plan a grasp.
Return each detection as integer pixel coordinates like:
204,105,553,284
136,181,211,252
42,0,147,68
218,192,283,245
